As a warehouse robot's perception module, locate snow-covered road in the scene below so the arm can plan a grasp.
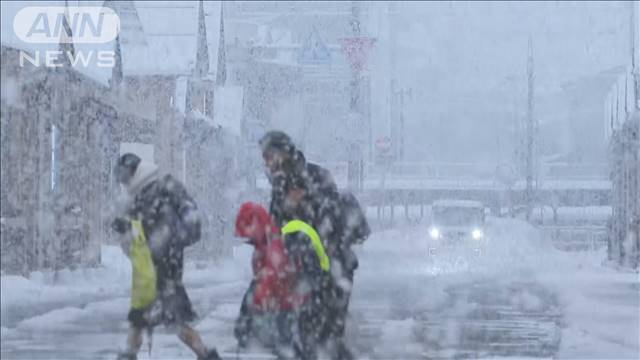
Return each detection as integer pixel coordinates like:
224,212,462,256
2,219,638,359
346,220,563,359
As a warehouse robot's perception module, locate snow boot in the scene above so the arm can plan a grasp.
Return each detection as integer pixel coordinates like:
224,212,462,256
116,352,137,360
334,340,354,360
198,348,221,360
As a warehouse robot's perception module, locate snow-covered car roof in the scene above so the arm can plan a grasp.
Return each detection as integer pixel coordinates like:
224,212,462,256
432,199,485,209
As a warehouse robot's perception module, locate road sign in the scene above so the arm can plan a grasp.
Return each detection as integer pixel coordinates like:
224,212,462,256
376,136,392,154
297,27,331,65
375,136,394,165
338,36,375,73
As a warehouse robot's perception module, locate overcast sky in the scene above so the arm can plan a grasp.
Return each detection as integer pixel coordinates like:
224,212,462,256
367,1,634,163
393,1,631,93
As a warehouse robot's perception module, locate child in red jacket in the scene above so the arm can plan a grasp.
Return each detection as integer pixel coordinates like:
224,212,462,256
234,202,306,352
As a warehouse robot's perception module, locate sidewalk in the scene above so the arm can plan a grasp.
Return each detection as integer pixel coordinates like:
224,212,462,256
538,250,640,359
1,245,250,329
1,245,251,359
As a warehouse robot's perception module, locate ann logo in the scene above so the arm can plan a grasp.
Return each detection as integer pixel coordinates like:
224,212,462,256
14,6,119,44
26,11,104,40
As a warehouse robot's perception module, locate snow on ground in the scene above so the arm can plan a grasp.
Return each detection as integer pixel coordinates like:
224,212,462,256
354,217,638,358
1,243,253,359
349,217,560,358
1,244,251,328
489,221,638,359
538,250,640,359
487,221,638,359
0,246,131,327
1,217,638,359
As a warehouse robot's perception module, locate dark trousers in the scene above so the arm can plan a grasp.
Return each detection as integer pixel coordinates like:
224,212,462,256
320,268,353,342
294,293,326,360
235,281,296,350
234,281,256,348
319,263,356,360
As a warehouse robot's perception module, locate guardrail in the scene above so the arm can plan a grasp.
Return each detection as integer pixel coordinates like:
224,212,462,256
540,225,608,251
253,162,611,224
364,162,609,181
255,161,609,189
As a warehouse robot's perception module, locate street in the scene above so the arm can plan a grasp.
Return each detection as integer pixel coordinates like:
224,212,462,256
351,278,561,359
4,218,635,360
2,1,639,359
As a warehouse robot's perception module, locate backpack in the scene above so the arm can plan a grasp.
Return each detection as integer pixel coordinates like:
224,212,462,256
338,192,371,247
158,175,201,247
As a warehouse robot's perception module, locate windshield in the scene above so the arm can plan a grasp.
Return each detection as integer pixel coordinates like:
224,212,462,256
432,206,484,226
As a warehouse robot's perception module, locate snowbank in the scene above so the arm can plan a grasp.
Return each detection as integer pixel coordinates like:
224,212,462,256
480,221,638,358
537,250,640,359
1,246,131,327
1,245,252,331
377,318,423,357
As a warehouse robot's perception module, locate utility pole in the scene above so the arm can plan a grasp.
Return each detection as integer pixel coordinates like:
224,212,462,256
348,1,362,191
394,88,412,161
340,3,374,190
630,0,640,268
632,0,639,111
399,89,405,161
525,37,536,222
349,1,361,112
388,3,398,162
342,1,372,190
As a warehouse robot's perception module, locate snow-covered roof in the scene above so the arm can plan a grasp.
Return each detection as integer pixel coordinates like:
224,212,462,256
2,1,52,49
432,200,485,209
561,66,628,97
1,1,115,85
120,1,222,77
0,1,224,83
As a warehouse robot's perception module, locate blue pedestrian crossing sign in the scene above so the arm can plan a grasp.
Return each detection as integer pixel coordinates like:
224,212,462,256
297,27,331,65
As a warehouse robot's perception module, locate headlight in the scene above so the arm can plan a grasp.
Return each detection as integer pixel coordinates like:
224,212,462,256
429,227,440,239
471,228,484,240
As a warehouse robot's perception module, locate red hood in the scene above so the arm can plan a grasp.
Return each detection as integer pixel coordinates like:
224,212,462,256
235,202,278,247
235,202,308,311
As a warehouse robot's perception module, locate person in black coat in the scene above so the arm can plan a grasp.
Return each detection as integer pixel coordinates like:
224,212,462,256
112,153,219,360
280,175,332,360
259,131,370,360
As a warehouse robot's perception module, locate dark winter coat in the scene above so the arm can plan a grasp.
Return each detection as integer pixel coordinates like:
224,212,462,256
269,151,338,225
269,150,369,276
115,165,201,327
267,148,370,353
125,173,201,288
260,132,368,356
283,229,329,297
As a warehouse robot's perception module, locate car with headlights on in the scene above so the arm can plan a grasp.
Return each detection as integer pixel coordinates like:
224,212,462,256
428,199,487,254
